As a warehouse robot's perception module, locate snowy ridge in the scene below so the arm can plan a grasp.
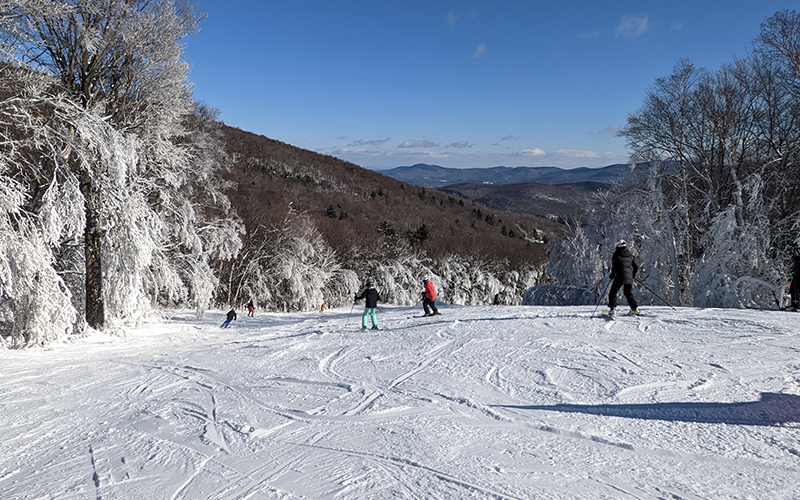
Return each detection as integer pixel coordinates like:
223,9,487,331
1,305,799,499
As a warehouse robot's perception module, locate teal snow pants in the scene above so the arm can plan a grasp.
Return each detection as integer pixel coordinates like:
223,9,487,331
362,308,377,328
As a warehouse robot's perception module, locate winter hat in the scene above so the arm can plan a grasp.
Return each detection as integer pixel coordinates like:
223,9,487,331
616,239,627,248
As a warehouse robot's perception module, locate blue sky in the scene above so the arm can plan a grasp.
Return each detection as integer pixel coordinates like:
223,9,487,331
184,1,793,170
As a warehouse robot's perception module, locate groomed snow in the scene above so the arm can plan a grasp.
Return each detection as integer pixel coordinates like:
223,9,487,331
1,305,799,499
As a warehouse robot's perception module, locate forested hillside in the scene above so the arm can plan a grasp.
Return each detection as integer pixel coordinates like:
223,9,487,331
438,180,612,224
221,126,561,260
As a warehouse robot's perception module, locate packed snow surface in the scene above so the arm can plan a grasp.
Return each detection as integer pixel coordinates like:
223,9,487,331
2,305,800,499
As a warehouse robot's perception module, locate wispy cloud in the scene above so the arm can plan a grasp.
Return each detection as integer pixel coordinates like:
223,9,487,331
671,22,684,31
553,148,603,158
347,137,391,147
579,31,601,39
398,139,440,148
590,127,618,136
616,13,649,39
448,140,472,149
501,135,521,141
447,11,458,26
473,43,486,58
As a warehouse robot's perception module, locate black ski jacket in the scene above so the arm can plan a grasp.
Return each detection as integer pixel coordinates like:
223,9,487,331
226,309,237,321
356,287,380,308
610,247,638,284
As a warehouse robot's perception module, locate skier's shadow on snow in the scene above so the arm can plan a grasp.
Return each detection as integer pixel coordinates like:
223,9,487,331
494,393,800,426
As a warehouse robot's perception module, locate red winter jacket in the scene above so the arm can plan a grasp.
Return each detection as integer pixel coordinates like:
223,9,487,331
424,280,436,300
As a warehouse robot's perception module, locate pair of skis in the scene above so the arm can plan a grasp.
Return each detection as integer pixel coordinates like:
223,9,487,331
598,309,650,319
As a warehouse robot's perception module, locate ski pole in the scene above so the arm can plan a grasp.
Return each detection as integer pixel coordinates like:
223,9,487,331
634,278,676,310
376,305,391,324
771,288,784,310
591,278,612,317
346,299,356,326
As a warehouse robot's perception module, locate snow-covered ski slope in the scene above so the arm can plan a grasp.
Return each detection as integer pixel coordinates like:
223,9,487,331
2,305,799,499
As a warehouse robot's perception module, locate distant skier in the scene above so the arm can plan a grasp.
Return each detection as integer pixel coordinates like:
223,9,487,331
221,308,237,328
792,253,800,312
422,276,440,316
355,281,380,331
607,240,639,316
247,300,255,317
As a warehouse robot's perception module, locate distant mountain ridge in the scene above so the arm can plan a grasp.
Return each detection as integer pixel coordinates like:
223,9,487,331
379,163,635,187
438,181,609,224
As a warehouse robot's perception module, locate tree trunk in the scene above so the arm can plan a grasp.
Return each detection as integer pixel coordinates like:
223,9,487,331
81,173,105,330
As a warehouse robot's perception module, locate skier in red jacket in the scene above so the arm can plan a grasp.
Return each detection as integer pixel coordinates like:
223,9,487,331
422,276,440,316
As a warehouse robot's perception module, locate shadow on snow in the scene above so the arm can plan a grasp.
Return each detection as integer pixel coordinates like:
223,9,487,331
493,393,800,426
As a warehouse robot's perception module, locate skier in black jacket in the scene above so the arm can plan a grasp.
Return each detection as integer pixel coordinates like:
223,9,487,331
221,308,237,328
355,281,380,330
608,240,639,316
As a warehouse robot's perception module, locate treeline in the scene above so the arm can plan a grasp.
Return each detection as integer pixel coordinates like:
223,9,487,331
0,0,558,348
548,10,800,309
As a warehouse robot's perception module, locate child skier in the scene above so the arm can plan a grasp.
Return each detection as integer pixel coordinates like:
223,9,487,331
607,240,639,316
247,300,255,317
422,276,440,316
221,308,237,328
355,281,380,330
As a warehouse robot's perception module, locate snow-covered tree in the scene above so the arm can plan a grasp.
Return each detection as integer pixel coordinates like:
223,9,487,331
0,0,206,331
0,67,81,345
220,212,346,312
0,1,239,345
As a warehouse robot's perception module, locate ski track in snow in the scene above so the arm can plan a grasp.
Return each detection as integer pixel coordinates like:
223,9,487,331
1,305,800,499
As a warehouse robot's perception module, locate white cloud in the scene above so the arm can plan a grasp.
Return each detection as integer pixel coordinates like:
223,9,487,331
448,140,472,149
501,135,521,141
398,139,440,148
616,13,649,39
513,148,546,157
473,43,486,58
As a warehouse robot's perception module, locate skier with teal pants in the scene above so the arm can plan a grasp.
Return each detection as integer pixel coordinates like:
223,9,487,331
355,281,380,331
